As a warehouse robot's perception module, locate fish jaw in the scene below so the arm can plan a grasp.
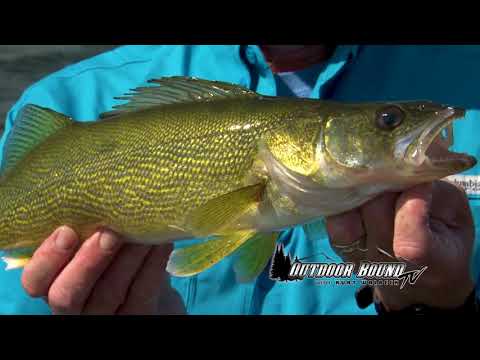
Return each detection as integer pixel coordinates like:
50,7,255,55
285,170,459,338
402,107,476,178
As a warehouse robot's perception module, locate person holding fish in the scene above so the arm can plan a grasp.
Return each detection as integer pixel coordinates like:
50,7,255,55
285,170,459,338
0,45,478,314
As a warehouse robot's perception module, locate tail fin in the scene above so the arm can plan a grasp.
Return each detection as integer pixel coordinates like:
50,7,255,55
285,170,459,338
1,248,34,270
0,104,73,177
1,256,30,270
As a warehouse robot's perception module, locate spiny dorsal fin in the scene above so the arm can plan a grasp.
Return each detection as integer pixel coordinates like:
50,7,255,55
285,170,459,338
0,104,73,175
100,76,259,119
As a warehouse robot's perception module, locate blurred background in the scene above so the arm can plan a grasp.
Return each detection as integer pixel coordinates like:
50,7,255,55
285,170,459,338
0,45,118,135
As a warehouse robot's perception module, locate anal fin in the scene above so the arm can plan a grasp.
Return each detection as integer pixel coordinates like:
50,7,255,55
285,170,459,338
233,232,279,283
166,230,255,277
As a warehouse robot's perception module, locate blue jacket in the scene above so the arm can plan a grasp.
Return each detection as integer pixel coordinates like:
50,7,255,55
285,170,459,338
1,45,479,314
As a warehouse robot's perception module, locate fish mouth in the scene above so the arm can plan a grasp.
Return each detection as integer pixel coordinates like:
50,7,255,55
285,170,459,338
406,107,476,175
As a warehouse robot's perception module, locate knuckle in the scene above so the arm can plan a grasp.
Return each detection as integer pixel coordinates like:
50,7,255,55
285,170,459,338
393,242,430,265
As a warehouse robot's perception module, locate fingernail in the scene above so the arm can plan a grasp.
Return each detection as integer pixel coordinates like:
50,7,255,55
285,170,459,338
99,230,119,251
55,227,77,251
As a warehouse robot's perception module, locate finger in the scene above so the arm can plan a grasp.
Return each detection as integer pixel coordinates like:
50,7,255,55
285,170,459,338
430,180,474,232
325,208,366,265
22,226,80,298
47,229,123,315
118,243,185,315
421,180,473,268
82,244,152,315
360,192,398,262
393,182,433,264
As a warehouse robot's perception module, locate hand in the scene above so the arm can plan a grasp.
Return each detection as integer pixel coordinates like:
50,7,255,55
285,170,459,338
326,180,475,311
21,226,186,315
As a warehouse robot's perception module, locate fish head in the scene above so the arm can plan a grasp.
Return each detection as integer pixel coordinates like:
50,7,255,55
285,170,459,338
318,101,476,187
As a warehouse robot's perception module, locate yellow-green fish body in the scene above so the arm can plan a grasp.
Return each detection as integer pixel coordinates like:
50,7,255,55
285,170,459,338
0,77,476,280
1,96,320,245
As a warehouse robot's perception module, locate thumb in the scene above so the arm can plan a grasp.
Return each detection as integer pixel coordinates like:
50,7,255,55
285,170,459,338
393,182,433,265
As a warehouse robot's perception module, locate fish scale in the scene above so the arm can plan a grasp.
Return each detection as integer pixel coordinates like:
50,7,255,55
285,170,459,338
0,96,295,250
0,77,475,281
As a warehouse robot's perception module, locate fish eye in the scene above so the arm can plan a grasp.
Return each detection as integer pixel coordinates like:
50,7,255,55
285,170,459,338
376,105,405,130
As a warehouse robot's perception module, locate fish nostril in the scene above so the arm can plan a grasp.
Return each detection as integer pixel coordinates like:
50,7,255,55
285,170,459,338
441,127,449,140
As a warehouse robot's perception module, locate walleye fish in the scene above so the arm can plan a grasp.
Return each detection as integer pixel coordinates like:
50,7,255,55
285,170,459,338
0,77,476,281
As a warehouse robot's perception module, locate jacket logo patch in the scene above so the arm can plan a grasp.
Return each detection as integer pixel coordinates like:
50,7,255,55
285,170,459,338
445,175,480,199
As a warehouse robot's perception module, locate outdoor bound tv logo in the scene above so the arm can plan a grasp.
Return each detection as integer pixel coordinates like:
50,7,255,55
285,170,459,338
269,244,428,290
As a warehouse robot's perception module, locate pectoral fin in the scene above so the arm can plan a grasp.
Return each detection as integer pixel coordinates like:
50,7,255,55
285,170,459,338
233,232,279,283
166,230,255,277
187,183,265,236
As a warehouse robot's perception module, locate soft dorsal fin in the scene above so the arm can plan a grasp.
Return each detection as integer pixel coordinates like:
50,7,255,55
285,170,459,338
100,76,259,119
0,104,73,175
